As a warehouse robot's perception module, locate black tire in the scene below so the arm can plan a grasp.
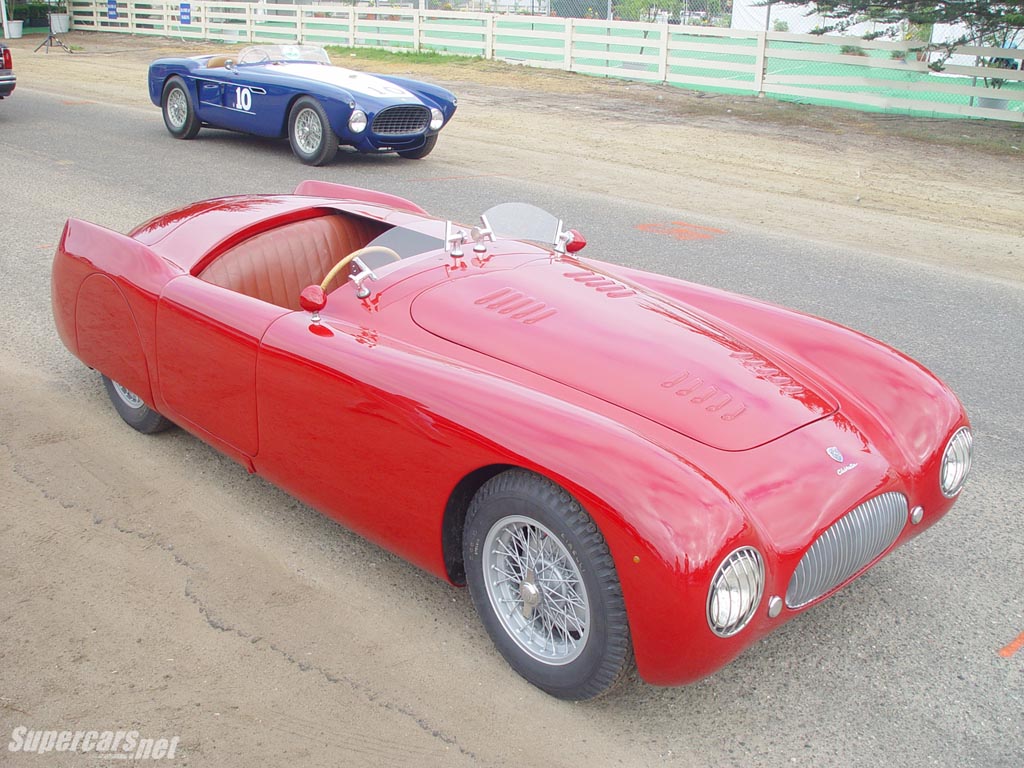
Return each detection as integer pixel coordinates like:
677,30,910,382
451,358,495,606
463,469,634,700
161,76,200,140
288,96,338,166
102,376,173,435
397,133,438,160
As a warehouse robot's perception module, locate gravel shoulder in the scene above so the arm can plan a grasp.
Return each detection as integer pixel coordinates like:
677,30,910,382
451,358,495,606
6,30,1023,283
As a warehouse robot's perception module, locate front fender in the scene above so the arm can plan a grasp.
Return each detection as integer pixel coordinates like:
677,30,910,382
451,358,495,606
375,74,457,119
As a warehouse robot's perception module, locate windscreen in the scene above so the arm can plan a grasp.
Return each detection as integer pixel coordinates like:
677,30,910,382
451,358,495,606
237,45,331,65
360,222,447,268
481,203,563,246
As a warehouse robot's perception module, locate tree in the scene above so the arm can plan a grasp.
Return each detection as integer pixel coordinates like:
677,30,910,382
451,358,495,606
770,2,1024,69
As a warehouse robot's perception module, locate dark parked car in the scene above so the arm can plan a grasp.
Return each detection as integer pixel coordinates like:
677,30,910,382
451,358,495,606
0,43,15,100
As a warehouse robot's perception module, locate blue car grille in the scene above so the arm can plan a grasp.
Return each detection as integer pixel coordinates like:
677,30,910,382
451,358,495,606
372,106,430,136
785,491,908,608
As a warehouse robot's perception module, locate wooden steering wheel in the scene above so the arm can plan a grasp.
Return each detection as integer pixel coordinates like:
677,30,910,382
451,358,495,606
320,246,402,291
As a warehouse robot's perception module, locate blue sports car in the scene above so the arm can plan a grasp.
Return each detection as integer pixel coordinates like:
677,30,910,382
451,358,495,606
148,44,457,165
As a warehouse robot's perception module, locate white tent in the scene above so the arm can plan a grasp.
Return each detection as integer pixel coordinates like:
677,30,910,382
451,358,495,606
731,0,880,37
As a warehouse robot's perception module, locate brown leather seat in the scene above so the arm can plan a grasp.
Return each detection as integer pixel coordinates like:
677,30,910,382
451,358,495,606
200,215,387,310
205,55,231,69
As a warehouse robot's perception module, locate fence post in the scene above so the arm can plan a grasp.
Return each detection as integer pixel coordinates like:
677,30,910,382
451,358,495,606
485,13,495,61
412,8,421,53
563,18,573,73
295,4,303,45
754,31,767,95
658,22,669,83
348,6,355,48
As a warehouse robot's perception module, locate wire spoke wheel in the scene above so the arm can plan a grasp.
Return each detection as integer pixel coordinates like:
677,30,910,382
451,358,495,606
161,76,200,140
293,108,323,155
483,515,590,665
166,88,187,130
101,376,173,435
464,470,634,700
112,381,144,409
288,97,337,166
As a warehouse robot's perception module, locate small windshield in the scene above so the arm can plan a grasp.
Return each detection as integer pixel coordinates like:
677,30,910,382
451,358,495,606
480,203,564,247
237,45,331,66
352,203,567,269
361,221,448,267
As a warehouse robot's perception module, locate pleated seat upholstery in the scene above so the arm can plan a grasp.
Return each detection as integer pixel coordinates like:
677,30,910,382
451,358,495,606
199,215,388,310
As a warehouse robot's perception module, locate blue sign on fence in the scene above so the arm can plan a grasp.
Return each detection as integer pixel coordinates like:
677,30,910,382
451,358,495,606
106,0,117,20
179,2,191,24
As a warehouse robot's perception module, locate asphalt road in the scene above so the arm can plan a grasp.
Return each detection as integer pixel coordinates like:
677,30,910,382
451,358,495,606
1,90,1021,768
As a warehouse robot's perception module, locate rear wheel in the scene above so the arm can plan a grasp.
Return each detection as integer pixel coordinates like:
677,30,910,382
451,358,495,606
161,76,200,140
288,96,338,166
102,376,173,434
397,133,438,160
463,469,634,700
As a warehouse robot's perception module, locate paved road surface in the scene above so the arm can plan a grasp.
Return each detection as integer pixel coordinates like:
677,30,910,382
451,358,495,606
1,90,1021,767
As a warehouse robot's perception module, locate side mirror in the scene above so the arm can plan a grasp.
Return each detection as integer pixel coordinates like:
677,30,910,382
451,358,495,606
299,285,326,324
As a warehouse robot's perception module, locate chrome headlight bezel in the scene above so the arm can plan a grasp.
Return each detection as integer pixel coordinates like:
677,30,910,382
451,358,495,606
429,107,444,131
348,109,367,134
707,547,765,638
939,426,973,498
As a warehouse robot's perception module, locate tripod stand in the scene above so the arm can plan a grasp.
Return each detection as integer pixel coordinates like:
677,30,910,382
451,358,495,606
34,14,72,54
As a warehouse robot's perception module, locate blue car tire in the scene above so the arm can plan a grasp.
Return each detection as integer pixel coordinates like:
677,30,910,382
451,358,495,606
288,96,338,166
398,133,438,160
161,76,200,140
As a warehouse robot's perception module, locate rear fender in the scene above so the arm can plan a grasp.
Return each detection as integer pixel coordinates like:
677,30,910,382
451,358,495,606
292,180,428,214
148,60,198,107
76,275,154,405
55,219,181,409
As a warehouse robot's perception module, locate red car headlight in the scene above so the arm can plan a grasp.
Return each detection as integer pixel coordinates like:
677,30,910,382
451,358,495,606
707,547,765,637
940,426,973,498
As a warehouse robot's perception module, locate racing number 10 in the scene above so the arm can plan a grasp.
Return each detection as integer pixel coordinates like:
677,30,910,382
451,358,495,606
233,87,253,112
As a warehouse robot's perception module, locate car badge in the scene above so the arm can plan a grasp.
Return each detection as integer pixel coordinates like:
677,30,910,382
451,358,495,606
826,447,844,463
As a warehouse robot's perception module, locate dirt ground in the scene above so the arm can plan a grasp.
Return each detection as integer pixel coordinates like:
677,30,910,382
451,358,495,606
6,30,1023,283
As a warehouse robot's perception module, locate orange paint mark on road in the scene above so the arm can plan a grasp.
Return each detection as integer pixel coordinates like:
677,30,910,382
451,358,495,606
636,221,727,241
998,631,1024,658
61,100,94,106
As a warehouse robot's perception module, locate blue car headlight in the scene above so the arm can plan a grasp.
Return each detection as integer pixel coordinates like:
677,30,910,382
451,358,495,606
429,108,444,131
349,109,367,134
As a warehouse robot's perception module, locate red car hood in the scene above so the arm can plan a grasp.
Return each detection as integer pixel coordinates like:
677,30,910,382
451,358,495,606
411,260,839,451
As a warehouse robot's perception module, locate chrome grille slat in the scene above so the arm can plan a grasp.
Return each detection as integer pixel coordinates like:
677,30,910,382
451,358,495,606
786,492,907,608
371,105,430,136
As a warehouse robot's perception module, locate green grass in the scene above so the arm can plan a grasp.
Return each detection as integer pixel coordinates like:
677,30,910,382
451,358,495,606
324,45,485,66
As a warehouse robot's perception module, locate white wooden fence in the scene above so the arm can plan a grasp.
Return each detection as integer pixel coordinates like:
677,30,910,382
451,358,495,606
69,0,1024,122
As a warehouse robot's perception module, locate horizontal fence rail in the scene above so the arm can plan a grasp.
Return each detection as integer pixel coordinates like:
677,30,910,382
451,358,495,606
69,0,1024,122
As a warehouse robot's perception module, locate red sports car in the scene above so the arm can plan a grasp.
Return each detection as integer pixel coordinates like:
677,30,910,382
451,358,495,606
51,181,973,700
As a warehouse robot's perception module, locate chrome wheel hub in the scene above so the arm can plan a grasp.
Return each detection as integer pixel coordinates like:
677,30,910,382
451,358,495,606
112,381,144,410
166,89,187,129
294,108,322,154
482,515,590,665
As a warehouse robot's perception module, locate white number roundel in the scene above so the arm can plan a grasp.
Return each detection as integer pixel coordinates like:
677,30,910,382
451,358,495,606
234,87,253,111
